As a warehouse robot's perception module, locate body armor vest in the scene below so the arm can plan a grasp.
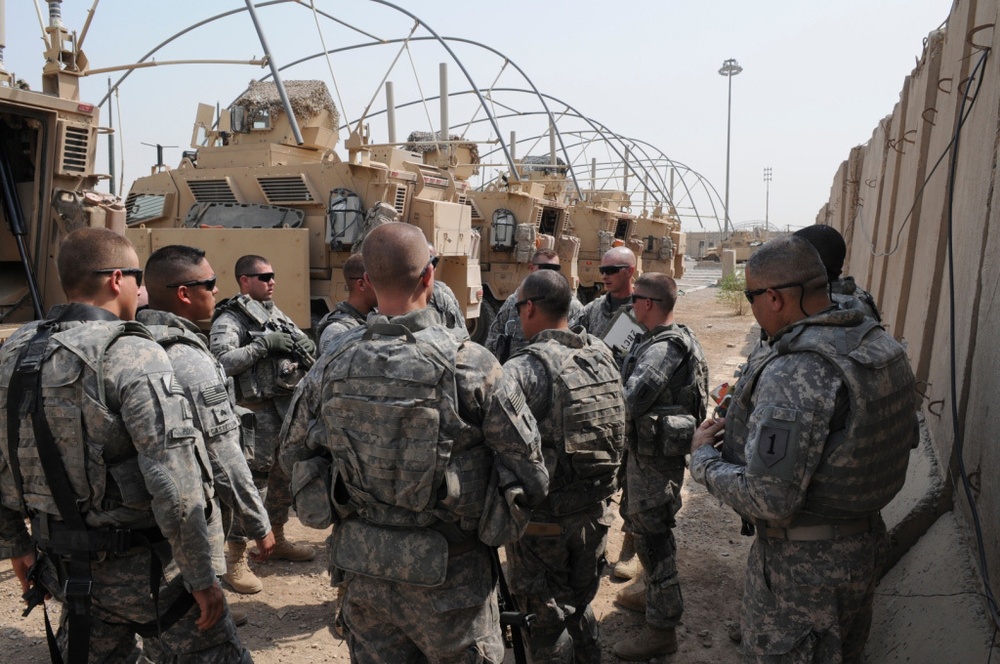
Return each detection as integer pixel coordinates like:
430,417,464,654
726,315,916,518
622,324,710,456
517,334,625,515
324,322,491,532
0,317,152,523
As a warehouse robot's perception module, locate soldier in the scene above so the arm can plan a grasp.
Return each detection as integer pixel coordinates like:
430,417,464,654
427,244,470,334
612,272,709,660
210,255,316,595
138,245,276,623
317,253,377,355
0,227,249,663
502,269,625,663
793,224,882,322
279,222,548,663
571,246,636,339
691,236,918,662
484,248,584,363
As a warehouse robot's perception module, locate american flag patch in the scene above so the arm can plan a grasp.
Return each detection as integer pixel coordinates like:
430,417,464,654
510,389,525,413
202,383,228,406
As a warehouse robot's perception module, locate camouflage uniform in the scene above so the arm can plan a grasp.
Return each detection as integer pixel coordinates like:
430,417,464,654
430,279,469,333
830,276,882,322
0,303,246,663
485,292,584,363
691,306,918,663
619,323,709,632
280,307,548,664
137,309,270,543
570,293,631,339
503,328,625,663
317,301,368,355
210,298,308,537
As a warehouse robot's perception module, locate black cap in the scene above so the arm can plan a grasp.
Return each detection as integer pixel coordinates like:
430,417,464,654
793,225,846,282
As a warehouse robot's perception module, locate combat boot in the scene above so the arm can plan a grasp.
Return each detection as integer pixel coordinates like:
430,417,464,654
269,524,316,562
223,542,263,594
230,607,249,627
612,626,678,660
614,572,647,612
613,531,641,580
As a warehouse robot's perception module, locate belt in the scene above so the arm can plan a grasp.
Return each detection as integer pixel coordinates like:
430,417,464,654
32,514,165,555
523,521,564,537
240,401,272,412
760,516,876,541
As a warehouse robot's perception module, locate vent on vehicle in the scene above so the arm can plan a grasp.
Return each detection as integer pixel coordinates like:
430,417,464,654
467,198,482,221
125,192,167,224
57,121,91,175
393,185,407,215
257,176,314,203
187,179,238,203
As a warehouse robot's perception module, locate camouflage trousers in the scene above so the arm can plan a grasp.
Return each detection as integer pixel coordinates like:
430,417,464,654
342,544,505,663
229,404,291,543
504,501,613,664
740,518,888,664
620,454,685,630
46,547,247,663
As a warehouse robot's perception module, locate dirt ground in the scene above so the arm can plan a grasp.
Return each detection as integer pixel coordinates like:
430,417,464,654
0,265,760,663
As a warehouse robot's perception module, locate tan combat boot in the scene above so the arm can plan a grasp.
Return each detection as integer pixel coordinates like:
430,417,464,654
612,626,678,661
613,571,647,612
613,531,641,580
223,541,263,594
269,524,316,562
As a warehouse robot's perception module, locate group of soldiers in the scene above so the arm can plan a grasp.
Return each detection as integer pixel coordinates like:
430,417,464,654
0,219,916,664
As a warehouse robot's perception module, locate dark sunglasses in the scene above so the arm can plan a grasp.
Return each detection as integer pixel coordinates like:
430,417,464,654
598,264,630,276
420,255,441,279
93,268,143,288
166,276,218,291
533,263,561,272
744,282,804,304
515,295,546,313
242,272,275,283
630,294,662,304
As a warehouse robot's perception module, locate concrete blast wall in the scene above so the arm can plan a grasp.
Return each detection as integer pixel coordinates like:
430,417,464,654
816,0,999,619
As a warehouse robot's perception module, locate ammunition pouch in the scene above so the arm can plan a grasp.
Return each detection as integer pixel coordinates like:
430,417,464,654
330,519,449,587
290,457,334,530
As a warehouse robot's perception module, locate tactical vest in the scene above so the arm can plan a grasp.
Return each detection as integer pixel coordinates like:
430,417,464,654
622,324,710,457
215,294,306,400
726,317,916,518
0,317,153,520
517,334,625,515
323,322,491,532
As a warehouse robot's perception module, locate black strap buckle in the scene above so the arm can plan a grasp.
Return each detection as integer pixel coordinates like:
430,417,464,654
63,578,93,599
109,529,133,555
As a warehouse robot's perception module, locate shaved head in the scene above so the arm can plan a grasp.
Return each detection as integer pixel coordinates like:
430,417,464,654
519,269,571,320
362,223,430,295
602,246,636,267
58,228,137,299
746,236,827,294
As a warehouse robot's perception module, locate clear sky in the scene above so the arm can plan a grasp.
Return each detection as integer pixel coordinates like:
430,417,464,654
2,1,950,232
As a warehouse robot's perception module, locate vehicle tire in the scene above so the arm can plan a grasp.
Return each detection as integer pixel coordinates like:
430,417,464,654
469,297,497,346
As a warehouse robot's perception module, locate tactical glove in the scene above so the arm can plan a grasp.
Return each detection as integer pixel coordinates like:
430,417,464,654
260,331,295,355
296,336,317,357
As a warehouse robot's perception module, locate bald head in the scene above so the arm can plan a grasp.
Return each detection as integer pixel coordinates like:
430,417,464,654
603,246,636,267
793,225,847,282
362,223,431,296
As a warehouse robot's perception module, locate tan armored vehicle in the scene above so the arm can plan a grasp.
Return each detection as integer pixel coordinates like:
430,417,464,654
701,227,770,263
125,80,482,330
0,2,123,338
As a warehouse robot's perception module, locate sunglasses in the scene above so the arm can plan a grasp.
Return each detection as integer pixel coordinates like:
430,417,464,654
420,255,441,279
242,272,275,283
744,282,804,304
166,276,218,291
93,268,143,288
630,294,662,304
515,295,546,313
598,264,630,276
533,263,561,272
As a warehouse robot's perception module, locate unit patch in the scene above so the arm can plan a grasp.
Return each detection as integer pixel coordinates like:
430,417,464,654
757,425,789,468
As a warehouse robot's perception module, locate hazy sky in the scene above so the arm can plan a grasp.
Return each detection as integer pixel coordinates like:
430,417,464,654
3,1,950,232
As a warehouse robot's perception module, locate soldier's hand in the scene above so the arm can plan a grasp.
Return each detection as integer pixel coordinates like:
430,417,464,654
193,581,225,631
260,331,295,355
692,417,725,454
10,552,36,596
296,336,317,358
250,531,276,562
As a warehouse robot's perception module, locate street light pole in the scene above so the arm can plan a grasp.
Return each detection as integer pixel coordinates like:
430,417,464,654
764,166,772,227
719,58,742,237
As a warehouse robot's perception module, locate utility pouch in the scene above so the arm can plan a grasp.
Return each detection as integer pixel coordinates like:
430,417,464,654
290,457,334,529
330,519,448,587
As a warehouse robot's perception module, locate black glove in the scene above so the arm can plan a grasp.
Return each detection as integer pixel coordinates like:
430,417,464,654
260,331,294,355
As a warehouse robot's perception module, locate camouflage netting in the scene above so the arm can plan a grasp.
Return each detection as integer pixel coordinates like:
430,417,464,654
235,80,340,126
521,155,567,175
404,131,480,164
